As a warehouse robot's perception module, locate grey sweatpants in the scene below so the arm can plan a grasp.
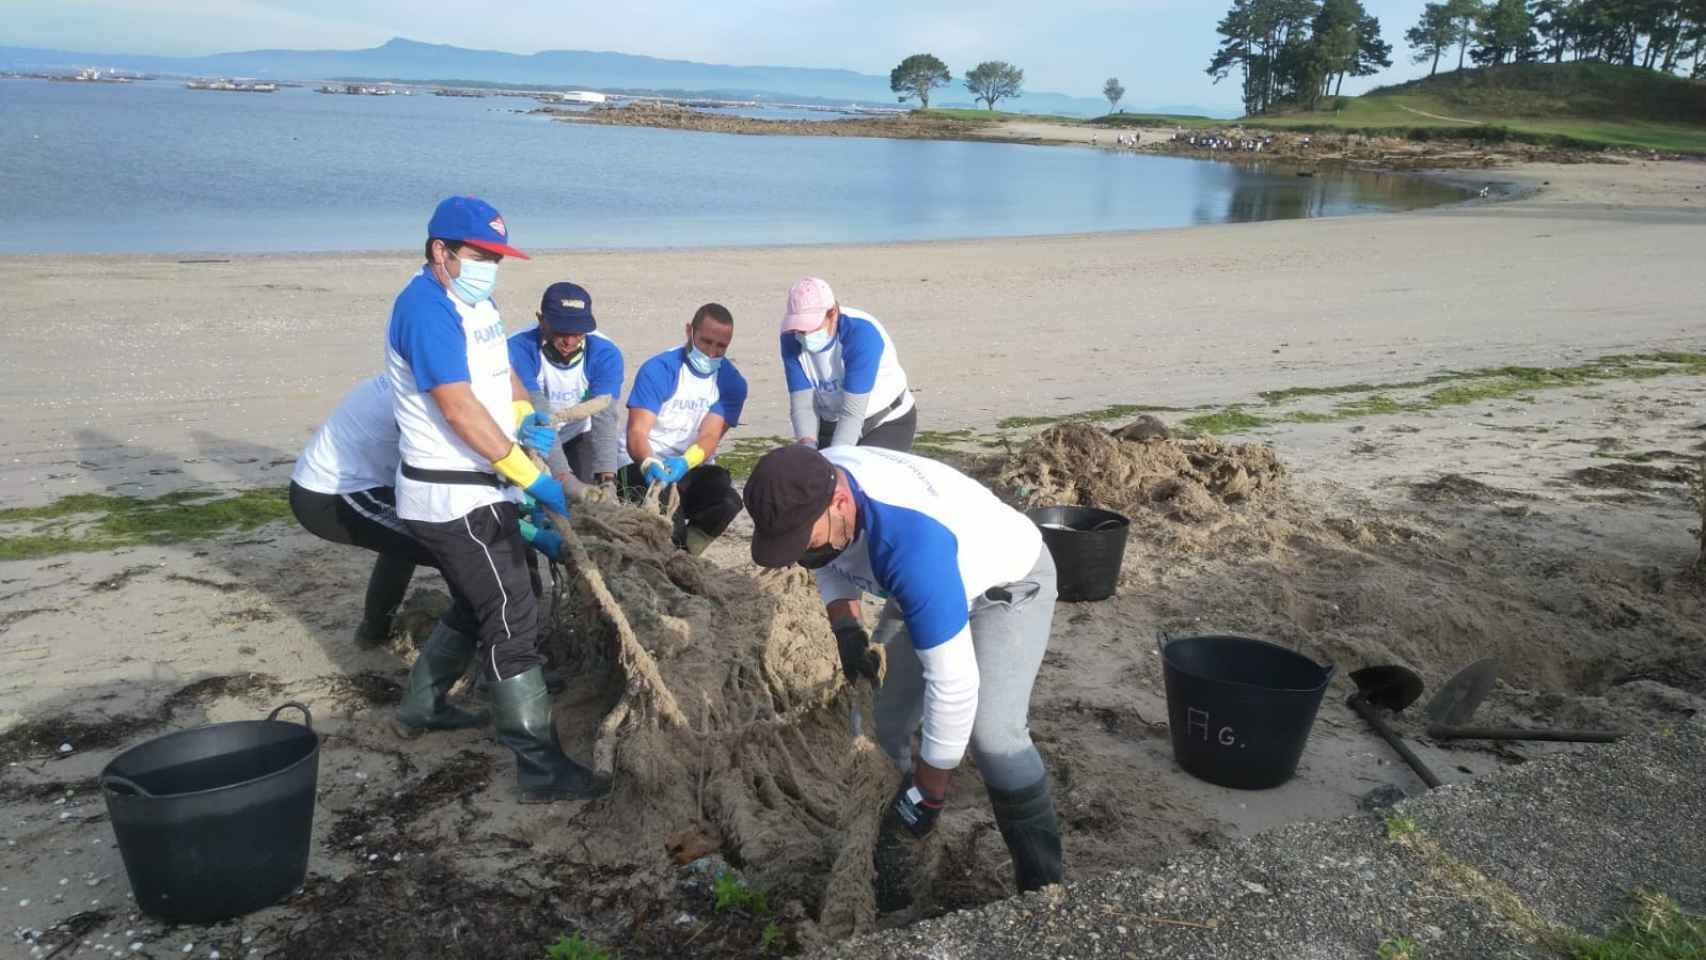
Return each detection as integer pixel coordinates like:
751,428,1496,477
873,545,1057,792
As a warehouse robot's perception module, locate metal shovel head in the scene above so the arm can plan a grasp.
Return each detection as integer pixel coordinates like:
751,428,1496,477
1424,657,1500,726
1349,665,1425,713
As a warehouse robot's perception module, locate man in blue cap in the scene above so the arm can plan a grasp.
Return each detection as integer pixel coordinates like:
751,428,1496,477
385,195,606,803
508,282,625,497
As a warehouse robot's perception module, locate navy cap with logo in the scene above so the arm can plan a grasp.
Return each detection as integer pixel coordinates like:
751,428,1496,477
427,195,530,260
744,445,838,568
539,282,596,335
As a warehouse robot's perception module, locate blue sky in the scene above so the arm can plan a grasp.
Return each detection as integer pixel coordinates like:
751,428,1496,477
9,0,1438,111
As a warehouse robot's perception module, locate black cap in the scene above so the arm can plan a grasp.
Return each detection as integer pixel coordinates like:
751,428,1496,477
539,281,595,334
744,445,837,568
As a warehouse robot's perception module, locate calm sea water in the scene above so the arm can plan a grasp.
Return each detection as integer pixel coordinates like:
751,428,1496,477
0,79,1466,255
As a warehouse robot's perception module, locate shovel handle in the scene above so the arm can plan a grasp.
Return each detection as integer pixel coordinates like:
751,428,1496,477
1427,725,1623,743
1350,696,1442,789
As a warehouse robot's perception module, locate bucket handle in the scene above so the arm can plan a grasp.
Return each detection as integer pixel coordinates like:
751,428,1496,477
101,774,154,798
1155,630,1171,658
267,702,314,730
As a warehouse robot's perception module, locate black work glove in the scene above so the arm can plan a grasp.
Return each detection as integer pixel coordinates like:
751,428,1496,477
831,619,881,686
889,770,945,839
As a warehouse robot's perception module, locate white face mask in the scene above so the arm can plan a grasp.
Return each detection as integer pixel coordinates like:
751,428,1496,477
798,327,834,353
449,252,499,304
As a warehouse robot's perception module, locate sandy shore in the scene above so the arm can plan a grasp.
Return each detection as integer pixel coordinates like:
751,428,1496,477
3,158,1705,957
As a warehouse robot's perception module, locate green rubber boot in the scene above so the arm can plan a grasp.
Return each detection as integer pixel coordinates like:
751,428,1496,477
989,776,1065,893
491,666,611,803
393,622,489,737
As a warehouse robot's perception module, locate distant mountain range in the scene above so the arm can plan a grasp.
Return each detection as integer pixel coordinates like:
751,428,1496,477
0,37,1233,118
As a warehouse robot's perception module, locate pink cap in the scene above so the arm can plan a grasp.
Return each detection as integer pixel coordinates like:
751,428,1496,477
782,277,836,333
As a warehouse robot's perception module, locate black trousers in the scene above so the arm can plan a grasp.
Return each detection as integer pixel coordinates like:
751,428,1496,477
617,461,745,544
405,500,541,682
289,481,438,626
816,404,918,453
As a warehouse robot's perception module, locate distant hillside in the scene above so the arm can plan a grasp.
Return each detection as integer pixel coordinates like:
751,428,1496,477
0,36,1238,118
1366,61,1706,125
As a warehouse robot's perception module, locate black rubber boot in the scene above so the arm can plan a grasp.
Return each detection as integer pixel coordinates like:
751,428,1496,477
393,622,489,736
989,776,1064,893
872,807,913,913
355,553,416,648
491,666,611,803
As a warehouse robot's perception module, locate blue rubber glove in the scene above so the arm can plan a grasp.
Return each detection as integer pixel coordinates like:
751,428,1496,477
516,412,557,457
642,457,670,485
518,517,565,562
662,455,691,483
524,474,568,516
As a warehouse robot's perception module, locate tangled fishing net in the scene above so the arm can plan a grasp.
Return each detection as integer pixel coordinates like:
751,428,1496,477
994,421,1284,523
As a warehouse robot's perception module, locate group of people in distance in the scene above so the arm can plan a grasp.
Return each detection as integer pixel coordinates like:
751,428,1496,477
287,195,1065,904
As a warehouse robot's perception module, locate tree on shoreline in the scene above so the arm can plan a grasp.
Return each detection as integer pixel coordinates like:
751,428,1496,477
1103,76,1126,111
1406,2,1458,75
964,61,1024,110
890,54,951,110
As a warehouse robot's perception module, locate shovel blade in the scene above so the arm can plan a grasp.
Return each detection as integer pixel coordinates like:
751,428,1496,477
1424,658,1500,726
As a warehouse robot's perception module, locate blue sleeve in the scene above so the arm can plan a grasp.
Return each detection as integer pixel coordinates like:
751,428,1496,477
507,330,542,393
388,296,469,392
588,338,625,399
710,364,748,426
868,506,969,650
840,316,884,394
626,354,675,414
780,334,811,392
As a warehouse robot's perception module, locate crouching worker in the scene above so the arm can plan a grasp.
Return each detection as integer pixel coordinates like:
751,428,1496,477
742,445,1064,906
386,195,605,802
289,372,441,648
620,302,748,555
508,281,625,495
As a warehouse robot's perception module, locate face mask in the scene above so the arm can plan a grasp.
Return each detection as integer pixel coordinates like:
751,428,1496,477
800,510,850,570
799,327,834,353
686,344,722,376
449,253,498,305
542,337,584,369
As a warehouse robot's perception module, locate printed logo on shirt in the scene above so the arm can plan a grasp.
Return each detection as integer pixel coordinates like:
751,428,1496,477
472,321,506,345
664,396,714,417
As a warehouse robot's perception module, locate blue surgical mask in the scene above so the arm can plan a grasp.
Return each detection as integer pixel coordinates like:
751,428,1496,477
799,327,834,353
686,344,722,375
449,254,499,305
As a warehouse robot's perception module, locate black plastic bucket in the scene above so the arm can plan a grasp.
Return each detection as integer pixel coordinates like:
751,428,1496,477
1028,505,1131,602
101,702,320,923
1158,635,1334,790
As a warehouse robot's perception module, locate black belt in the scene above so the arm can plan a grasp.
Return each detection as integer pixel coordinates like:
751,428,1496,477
401,463,502,488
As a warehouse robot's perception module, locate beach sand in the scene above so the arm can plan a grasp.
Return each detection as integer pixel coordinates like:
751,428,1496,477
2,158,1705,957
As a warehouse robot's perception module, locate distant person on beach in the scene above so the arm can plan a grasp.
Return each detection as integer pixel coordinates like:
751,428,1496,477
620,302,749,555
780,277,917,452
507,281,625,497
288,373,439,648
384,195,606,803
743,444,1064,911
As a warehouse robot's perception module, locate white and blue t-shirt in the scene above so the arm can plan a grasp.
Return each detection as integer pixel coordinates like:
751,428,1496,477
384,267,515,523
625,347,748,461
781,307,912,428
507,329,624,441
291,374,398,495
815,446,1044,769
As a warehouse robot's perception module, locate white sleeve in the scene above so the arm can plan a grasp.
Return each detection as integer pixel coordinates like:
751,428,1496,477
814,564,862,604
913,626,979,769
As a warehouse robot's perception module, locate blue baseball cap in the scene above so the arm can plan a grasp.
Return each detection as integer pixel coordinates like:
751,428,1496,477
539,281,596,334
427,196,530,260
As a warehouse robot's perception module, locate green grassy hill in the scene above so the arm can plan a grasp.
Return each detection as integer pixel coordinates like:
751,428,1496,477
1256,62,1706,153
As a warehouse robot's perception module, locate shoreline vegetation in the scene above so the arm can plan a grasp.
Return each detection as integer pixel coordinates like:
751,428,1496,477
533,61,1706,163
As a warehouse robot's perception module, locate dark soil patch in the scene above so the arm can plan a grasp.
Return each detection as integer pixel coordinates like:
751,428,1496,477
323,671,405,708
0,672,284,764
0,774,99,803
1570,462,1694,490
166,573,248,593
0,606,56,632
29,908,115,955
1410,473,1537,504
326,750,497,851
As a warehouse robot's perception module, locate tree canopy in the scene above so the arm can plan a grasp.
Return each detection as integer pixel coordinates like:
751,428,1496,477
1103,76,1126,109
964,61,1025,110
890,54,951,109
